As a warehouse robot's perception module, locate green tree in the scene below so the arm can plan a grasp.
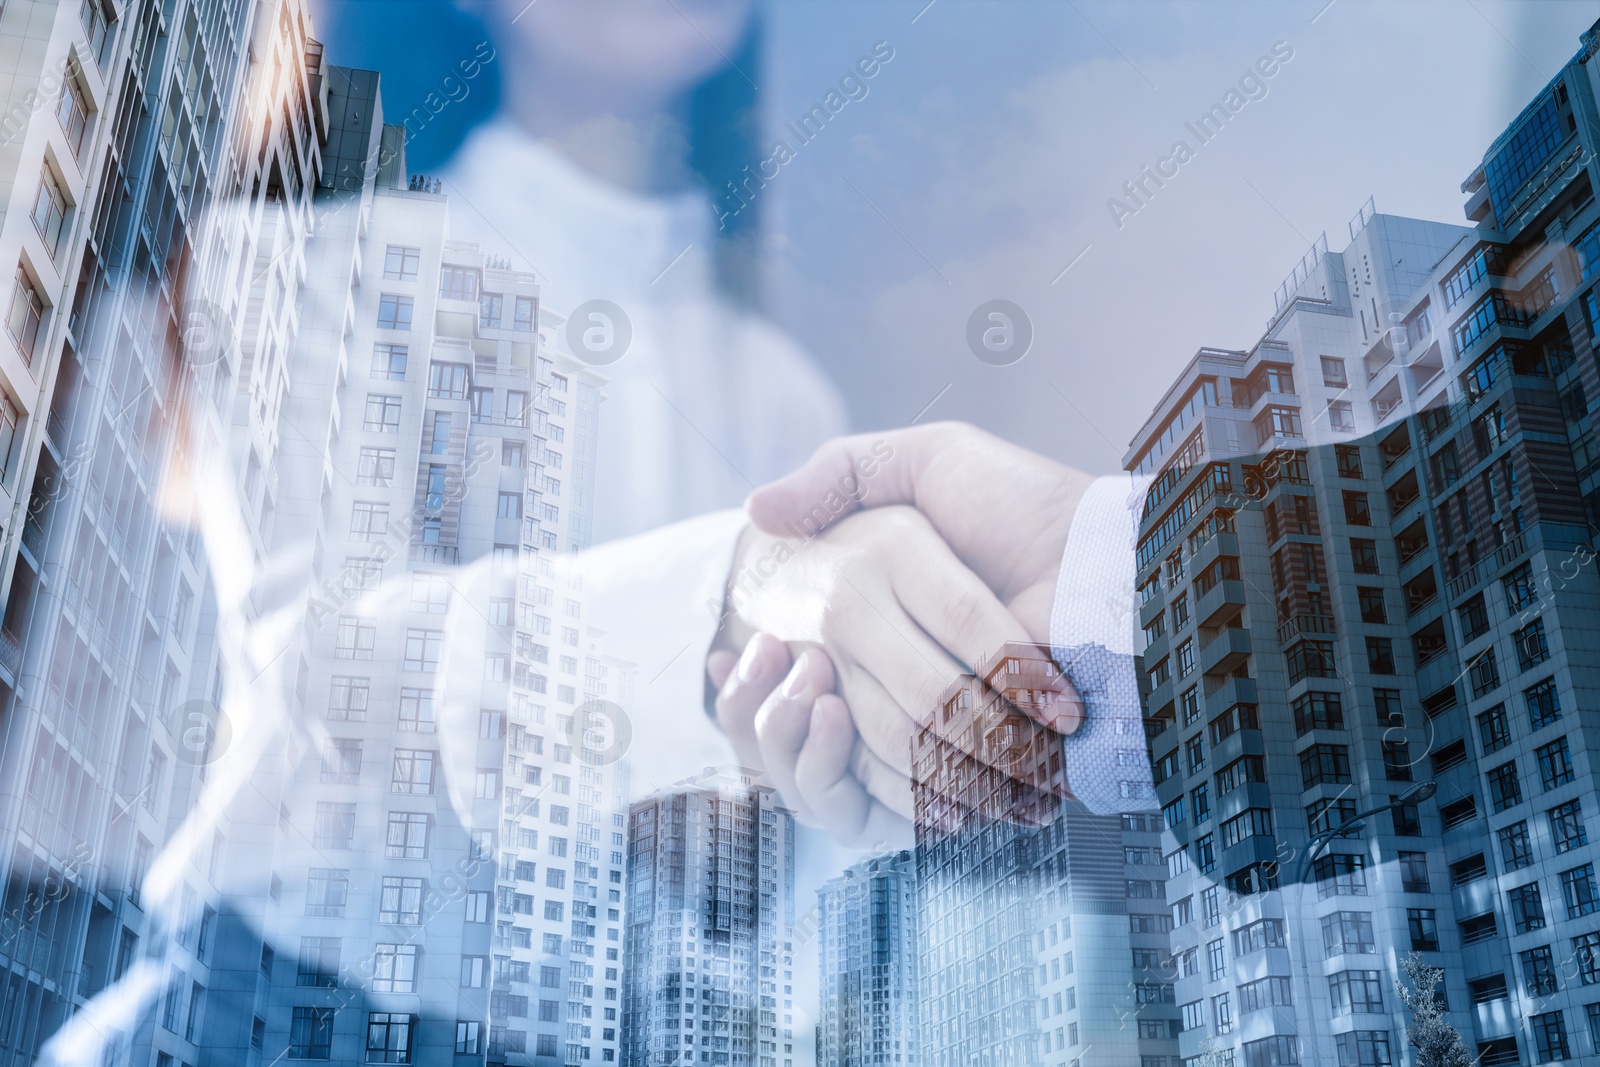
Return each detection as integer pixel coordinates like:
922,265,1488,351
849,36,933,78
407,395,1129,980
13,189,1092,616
1395,951,1473,1067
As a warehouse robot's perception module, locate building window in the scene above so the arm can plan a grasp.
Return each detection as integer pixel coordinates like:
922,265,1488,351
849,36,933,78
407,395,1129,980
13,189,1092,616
1203,940,1228,985
454,1020,482,1055
1382,740,1412,781
1321,911,1374,957
480,292,503,328
320,739,361,784
1515,619,1551,671
32,167,67,255
1526,678,1562,729
1504,562,1537,611
1407,908,1439,951
1537,736,1574,790
391,750,436,795
0,394,18,482
1241,1035,1296,1066
373,945,418,993
1575,931,1600,986
1498,821,1533,871
1287,639,1337,683
1551,799,1588,853
350,501,389,541
56,73,90,156
1327,970,1385,1015
427,361,469,399
1488,760,1522,812
397,687,436,732
335,617,376,660
1313,853,1368,898
1339,546,1379,588
297,937,341,988
1509,883,1546,934
1562,863,1600,918
7,266,43,363
1469,647,1500,697
383,245,420,281
357,447,396,486
410,574,450,614
1328,400,1355,433
1472,703,1508,755
371,342,408,380
1175,639,1195,678
1300,744,1351,788
289,1007,335,1059
1458,594,1489,640
1365,637,1396,674
1321,356,1348,386
1400,851,1429,892
507,391,529,427
377,294,414,330
1335,444,1362,478
1531,1010,1570,1063
378,877,425,925
514,295,535,330
385,812,430,859
305,869,349,918
366,1011,415,1063
403,629,442,672
1238,975,1293,1014
363,393,402,432
1358,587,1386,623
439,266,479,301
1333,1031,1391,1067
1255,405,1303,444
329,676,369,721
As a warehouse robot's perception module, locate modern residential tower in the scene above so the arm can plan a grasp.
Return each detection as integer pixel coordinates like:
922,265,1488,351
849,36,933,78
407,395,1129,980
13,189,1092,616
1129,18,1600,1067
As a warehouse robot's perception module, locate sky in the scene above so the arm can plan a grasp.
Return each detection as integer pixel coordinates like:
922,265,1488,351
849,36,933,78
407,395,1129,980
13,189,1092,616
758,0,1600,473
312,0,1600,471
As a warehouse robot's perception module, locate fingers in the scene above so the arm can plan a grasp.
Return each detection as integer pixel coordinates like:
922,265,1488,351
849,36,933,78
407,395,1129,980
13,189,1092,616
706,648,738,690
751,648,835,824
795,695,915,846
889,509,1030,673
712,634,791,774
744,422,977,538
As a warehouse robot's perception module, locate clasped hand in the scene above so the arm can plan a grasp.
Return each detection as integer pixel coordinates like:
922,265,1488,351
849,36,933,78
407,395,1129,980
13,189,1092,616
705,422,1097,844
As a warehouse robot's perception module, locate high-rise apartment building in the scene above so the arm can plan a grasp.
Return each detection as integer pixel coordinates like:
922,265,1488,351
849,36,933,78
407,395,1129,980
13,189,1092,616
1128,19,1600,1067
623,766,797,1067
814,850,918,1067
910,641,1180,1067
0,0,325,1063
0,0,630,1060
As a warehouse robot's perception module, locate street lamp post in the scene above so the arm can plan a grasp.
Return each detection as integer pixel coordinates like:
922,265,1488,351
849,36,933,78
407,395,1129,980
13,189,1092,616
1291,781,1439,887
1285,781,1438,1065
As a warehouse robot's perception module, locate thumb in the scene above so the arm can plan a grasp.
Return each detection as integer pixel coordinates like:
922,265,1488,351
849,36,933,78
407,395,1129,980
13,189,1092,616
745,422,970,537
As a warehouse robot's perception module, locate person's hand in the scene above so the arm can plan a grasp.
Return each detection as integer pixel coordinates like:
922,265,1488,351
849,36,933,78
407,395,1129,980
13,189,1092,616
717,504,1060,790
745,421,1095,650
706,637,913,848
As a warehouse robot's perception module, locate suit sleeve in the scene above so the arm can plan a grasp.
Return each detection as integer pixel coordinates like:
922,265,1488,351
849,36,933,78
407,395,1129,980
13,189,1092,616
1049,473,1159,815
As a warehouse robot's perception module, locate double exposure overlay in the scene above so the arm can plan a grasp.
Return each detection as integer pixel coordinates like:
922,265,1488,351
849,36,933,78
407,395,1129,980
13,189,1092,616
0,3,1594,1067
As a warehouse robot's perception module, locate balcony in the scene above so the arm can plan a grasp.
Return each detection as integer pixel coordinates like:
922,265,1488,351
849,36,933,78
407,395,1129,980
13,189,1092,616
1190,532,1239,577
0,628,19,684
1206,675,1257,714
1414,652,1461,703
1200,628,1251,676
1276,613,1334,645
1196,579,1246,629
410,543,460,564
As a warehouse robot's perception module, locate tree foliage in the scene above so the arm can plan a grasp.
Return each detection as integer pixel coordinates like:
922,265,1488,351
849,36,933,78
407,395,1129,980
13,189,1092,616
1395,952,1474,1067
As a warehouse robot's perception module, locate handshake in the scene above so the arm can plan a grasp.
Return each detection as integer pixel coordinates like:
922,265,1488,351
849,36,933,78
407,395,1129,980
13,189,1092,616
703,422,1104,845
